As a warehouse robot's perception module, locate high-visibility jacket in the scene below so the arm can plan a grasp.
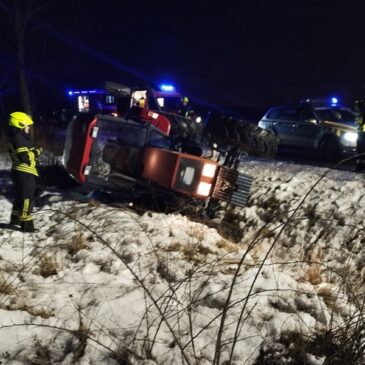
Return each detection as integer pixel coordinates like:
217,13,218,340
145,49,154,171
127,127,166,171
8,129,41,176
356,115,365,133
354,99,365,132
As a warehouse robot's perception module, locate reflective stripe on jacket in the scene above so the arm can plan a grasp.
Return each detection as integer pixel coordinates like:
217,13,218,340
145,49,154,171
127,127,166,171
8,130,40,177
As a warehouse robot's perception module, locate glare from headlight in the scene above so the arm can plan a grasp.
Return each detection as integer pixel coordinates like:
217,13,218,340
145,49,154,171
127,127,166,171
195,116,202,123
202,163,217,178
343,131,358,144
197,182,212,196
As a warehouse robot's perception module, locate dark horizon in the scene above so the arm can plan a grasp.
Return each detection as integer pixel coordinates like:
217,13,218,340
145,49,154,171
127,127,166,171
1,0,364,115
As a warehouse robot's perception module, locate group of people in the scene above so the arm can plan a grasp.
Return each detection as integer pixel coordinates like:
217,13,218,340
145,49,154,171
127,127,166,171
3,96,365,233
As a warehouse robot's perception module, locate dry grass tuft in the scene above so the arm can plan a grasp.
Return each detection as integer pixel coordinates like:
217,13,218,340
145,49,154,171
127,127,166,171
0,273,16,295
216,239,239,253
72,316,92,362
35,254,59,278
189,226,205,243
165,242,182,252
68,232,88,256
32,338,53,365
305,247,323,285
306,265,322,285
182,243,214,264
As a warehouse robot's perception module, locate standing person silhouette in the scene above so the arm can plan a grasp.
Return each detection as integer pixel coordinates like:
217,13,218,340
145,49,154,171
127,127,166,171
354,98,365,172
7,112,42,232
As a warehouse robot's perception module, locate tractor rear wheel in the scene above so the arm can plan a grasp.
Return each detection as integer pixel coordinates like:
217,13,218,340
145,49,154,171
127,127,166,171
236,121,280,158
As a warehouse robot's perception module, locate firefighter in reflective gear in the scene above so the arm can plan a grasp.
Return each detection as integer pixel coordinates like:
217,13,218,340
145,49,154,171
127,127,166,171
178,96,193,117
136,97,146,108
354,98,365,172
7,112,42,232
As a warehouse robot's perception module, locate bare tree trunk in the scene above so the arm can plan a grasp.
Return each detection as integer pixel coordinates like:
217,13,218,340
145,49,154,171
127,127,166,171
14,0,32,115
17,36,32,115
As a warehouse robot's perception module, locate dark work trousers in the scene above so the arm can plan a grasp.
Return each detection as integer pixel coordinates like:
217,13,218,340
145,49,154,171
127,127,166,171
11,170,36,223
357,132,365,155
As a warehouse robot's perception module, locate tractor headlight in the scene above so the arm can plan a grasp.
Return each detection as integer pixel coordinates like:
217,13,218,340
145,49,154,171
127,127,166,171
202,163,217,178
197,182,212,197
342,131,358,145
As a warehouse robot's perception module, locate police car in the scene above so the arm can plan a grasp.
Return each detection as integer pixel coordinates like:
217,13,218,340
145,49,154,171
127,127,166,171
258,98,358,161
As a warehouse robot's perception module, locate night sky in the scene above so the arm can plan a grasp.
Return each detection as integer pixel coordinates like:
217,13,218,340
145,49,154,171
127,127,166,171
1,0,365,113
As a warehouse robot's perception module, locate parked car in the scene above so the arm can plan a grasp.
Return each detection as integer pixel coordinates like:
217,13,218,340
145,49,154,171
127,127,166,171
258,101,358,161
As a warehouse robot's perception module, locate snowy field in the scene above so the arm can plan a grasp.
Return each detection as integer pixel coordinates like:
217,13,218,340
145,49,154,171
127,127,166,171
1,152,365,364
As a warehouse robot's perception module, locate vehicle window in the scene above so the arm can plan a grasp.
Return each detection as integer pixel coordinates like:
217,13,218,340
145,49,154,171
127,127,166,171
314,108,336,121
336,108,356,122
278,108,298,122
266,109,280,119
298,108,316,122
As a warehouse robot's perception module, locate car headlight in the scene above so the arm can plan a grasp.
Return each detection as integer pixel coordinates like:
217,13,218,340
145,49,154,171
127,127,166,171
342,131,358,144
197,182,212,196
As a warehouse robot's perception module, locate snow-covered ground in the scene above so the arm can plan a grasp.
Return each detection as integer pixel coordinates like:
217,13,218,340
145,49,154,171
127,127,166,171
0,153,365,364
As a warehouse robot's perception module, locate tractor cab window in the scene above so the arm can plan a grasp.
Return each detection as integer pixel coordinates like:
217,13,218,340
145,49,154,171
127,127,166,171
117,124,147,147
147,130,171,149
174,158,202,193
92,121,147,178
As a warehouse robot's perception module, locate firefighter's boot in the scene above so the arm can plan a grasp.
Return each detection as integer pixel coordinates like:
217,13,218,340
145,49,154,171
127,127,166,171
21,220,35,233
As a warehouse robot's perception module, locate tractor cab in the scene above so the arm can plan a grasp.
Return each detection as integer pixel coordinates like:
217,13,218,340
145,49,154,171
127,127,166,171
63,81,256,210
62,112,251,207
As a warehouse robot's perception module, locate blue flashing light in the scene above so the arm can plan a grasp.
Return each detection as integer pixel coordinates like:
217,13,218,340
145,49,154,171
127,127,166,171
160,84,175,92
331,97,338,105
67,90,74,96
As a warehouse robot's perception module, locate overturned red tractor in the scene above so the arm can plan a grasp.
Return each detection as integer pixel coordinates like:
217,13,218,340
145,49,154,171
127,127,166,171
62,82,279,213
